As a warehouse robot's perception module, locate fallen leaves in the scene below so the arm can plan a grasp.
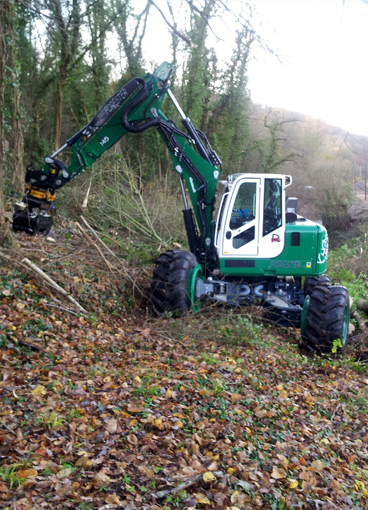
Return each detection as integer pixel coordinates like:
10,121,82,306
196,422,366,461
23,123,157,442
105,417,118,433
202,471,216,482
271,466,287,479
93,470,112,488
31,384,47,396
1,232,368,509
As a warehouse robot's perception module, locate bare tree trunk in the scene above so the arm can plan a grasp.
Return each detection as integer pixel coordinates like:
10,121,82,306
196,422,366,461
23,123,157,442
51,0,81,151
54,72,66,151
8,1,24,192
0,1,8,242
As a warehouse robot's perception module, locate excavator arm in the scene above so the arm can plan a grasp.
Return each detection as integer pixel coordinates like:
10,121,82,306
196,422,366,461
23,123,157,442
13,62,221,261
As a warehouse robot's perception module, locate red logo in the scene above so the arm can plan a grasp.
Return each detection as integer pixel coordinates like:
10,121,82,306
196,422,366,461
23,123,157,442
271,234,281,242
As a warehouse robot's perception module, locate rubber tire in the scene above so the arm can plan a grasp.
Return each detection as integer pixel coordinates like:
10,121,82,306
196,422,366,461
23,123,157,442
305,284,350,352
151,250,198,316
304,274,330,296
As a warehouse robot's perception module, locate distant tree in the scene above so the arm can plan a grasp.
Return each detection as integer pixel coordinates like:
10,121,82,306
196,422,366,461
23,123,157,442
182,0,217,127
88,0,111,111
208,23,253,173
112,0,151,77
46,0,82,150
0,0,13,240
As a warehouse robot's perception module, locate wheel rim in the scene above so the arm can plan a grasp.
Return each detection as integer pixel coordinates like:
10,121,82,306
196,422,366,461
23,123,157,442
300,295,310,338
341,303,349,346
187,264,203,313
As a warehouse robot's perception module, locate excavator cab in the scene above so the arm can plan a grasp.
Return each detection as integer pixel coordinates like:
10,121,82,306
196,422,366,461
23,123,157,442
215,174,288,264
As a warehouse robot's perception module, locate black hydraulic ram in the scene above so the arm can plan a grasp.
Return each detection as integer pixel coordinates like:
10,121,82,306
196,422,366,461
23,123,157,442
166,89,213,165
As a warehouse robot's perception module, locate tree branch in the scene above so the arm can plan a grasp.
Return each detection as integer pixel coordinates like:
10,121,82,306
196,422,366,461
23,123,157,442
148,0,196,47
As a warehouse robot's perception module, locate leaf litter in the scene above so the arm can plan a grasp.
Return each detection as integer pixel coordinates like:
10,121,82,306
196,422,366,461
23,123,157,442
0,226,368,509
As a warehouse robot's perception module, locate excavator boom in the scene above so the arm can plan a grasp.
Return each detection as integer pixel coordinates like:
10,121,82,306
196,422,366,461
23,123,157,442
13,62,221,260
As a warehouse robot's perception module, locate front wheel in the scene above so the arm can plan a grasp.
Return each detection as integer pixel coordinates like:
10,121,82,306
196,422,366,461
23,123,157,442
150,250,202,316
304,284,350,352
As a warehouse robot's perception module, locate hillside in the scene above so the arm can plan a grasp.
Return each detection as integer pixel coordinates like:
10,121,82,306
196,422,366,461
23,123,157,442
1,225,368,510
247,103,368,231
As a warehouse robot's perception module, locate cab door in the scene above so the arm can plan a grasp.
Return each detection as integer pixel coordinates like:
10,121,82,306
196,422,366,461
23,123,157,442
221,178,260,257
259,177,285,258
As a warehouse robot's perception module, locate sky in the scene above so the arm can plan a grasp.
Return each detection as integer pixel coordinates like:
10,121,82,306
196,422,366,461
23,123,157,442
246,0,368,136
131,0,368,137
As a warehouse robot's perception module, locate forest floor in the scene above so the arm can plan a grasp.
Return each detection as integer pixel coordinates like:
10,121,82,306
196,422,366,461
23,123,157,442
1,222,368,510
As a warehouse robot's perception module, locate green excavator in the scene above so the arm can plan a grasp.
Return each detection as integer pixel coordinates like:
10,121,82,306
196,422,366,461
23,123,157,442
12,62,350,352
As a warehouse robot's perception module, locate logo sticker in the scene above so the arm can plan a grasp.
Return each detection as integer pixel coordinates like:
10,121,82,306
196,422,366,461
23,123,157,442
317,237,328,264
271,233,281,243
99,136,109,146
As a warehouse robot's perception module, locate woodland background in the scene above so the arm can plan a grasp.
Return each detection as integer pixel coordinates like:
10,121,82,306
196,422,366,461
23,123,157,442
1,0,368,247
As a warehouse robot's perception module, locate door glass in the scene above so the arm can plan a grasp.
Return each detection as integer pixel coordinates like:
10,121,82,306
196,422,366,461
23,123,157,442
233,225,255,248
230,181,257,231
263,178,282,236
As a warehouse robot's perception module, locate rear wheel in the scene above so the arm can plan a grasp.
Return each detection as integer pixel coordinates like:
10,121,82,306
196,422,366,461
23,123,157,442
304,284,350,352
304,274,330,296
150,250,202,316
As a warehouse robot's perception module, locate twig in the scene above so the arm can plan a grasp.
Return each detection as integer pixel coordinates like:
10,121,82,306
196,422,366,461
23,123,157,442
75,221,116,273
44,303,80,316
147,0,197,47
330,402,341,424
82,180,92,209
0,419,17,436
18,339,43,352
80,215,145,297
152,470,225,499
0,250,40,274
80,216,128,268
6,333,44,352
81,216,132,269
22,258,88,315
351,309,366,332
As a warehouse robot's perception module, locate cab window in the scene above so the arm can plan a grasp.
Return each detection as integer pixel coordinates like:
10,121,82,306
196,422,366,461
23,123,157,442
230,181,257,231
263,178,282,236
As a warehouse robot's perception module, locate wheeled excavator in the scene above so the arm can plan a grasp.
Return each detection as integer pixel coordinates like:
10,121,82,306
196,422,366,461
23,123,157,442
12,62,350,352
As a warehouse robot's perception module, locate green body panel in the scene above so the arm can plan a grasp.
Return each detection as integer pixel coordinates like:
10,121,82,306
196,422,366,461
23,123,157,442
69,70,170,170
219,220,328,277
187,264,204,312
70,89,140,168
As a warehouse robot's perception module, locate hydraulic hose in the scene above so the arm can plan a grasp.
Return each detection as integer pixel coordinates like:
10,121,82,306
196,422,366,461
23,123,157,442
121,77,163,133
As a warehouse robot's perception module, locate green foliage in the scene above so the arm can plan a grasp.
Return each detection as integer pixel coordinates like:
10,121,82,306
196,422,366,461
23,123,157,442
328,231,368,302
331,338,343,354
155,307,263,347
0,465,23,489
65,154,187,250
34,411,65,430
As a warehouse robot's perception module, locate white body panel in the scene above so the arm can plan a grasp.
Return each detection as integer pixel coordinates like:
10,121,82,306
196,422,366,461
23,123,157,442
215,174,291,260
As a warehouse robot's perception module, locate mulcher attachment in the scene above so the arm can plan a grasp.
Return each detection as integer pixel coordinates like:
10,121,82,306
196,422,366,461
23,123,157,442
13,188,55,236
12,164,57,235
